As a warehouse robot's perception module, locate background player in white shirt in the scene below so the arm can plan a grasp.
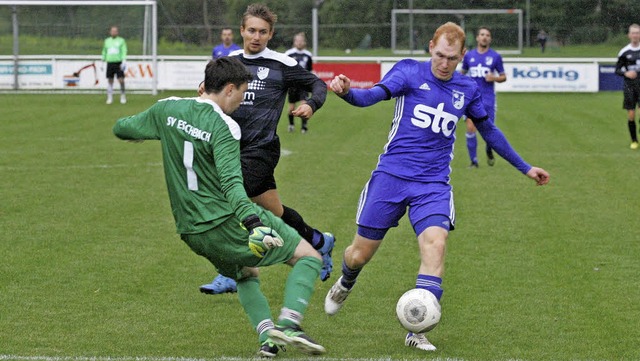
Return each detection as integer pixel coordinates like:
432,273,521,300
285,32,314,133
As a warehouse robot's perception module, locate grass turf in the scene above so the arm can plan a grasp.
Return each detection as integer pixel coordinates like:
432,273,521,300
1,91,639,360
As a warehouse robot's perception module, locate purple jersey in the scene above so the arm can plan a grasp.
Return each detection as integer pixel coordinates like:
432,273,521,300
374,59,488,183
461,48,504,108
212,43,241,59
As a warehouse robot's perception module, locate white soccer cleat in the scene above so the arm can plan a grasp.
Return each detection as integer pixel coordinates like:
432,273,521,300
324,276,352,315
405,332,436,351
120,94,127,104
106,95,113,104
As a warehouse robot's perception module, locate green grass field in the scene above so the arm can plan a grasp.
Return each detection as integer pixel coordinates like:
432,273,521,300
1,90,639,361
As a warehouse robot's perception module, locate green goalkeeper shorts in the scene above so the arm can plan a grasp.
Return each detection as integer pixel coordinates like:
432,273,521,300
180,204,301,280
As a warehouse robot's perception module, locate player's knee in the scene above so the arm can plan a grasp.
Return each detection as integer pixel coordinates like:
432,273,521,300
344,244,374,268
419,231,447,255
239,267,259,279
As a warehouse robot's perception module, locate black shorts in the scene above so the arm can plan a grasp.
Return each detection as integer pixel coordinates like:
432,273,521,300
288,88,309,104
623,80,640,110
106,62,124,79
241,139,280,198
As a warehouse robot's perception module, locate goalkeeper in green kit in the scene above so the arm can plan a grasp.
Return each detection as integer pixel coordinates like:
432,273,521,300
102,26,127,104
112,57,326,357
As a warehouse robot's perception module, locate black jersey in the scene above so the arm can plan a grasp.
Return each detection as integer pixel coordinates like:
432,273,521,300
284,47,313,71
615,44,640,83
230,48,326,150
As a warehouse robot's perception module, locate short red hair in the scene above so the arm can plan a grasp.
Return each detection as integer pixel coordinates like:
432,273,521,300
431,22,466,53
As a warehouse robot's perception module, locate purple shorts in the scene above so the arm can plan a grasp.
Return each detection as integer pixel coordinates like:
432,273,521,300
355,171,455,240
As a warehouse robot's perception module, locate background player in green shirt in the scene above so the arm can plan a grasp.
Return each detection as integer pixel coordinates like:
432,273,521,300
112,57,326,357
102,26,128,105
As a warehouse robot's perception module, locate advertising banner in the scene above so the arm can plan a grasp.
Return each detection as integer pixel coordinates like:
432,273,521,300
495,63,599,92
0,61,55,89
313,63,381,89
158,60,209,90
0,58,612,93
598,65,623,91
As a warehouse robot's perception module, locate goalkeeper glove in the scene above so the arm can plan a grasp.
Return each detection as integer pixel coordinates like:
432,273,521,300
243,215,283,258
120,62,127,72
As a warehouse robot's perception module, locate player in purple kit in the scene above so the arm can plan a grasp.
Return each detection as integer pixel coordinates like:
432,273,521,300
461,26,506,167
212,28,242,59
324,22,549,351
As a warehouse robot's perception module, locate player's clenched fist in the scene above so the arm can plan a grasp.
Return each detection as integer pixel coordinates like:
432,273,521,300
330,74,351,97
243,215,283,258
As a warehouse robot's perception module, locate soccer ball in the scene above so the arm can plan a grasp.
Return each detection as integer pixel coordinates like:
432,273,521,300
396,288,441,333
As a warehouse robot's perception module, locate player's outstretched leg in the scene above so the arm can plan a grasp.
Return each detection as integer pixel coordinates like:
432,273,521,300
324,276,353,315
280,205,335,281
268,324,325,355
405,332,437,351
270,256,325,355
199,274,237,295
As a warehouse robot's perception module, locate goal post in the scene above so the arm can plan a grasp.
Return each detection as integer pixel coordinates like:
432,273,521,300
0,0,158,94
391,8,523,55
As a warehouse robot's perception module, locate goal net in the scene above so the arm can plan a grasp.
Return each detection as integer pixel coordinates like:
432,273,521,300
391,9,523,55
0,0,157,93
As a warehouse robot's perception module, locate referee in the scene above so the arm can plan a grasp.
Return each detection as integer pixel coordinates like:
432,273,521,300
615,23,640,149
102,26,128,104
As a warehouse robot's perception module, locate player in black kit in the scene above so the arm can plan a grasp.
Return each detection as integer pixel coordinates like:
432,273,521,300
285,32,314,133
615,23,640,149
199,4,335,307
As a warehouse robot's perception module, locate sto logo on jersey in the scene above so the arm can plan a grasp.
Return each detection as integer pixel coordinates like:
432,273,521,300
411,102,459,137
467,63,492,78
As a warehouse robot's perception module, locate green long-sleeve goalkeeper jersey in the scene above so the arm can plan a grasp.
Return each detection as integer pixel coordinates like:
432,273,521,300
102,36,127,63
113,97,255,235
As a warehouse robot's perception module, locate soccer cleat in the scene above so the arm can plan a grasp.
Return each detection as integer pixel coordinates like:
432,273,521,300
288,124,295,132
257,338,283,358
486,148,495,166
301,127,308,134
106,95,113,104
324,276,352,315
120,94,127,104
199,274,237,295
319,232,335,281
468,161,479,168
405,332,437,351
268,324,325,355
631,142,639,150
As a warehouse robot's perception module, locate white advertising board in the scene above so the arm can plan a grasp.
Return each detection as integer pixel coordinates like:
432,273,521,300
0,61,55,88
0,58,602,93
384,61,599,93
495,63,599,92
0,59,204,91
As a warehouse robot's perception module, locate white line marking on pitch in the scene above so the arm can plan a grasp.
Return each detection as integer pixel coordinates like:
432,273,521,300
0,355,485,361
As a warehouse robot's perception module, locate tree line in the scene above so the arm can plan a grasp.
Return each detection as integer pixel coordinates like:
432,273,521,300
2,0,639,50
